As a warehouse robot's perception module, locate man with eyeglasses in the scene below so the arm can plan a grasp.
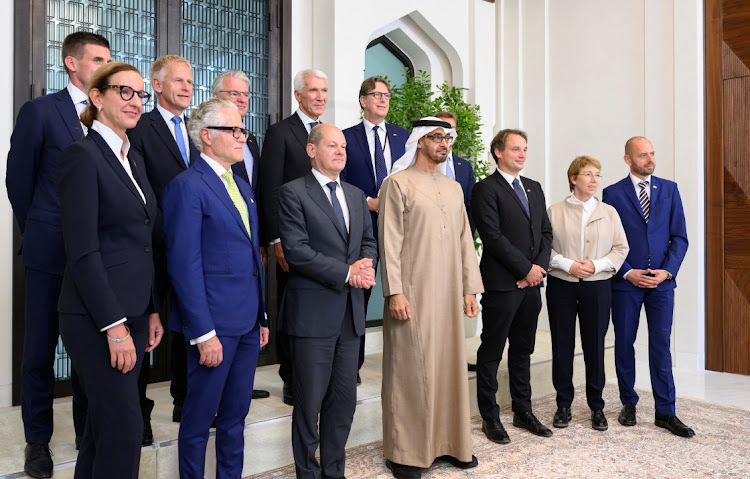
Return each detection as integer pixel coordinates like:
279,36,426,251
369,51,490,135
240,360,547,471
258,68,329,406
212,69,270,400
379,118,484,478
341,76,408,383
472,129,554,445
6,31,111,478
161,98,268,478
127,54,200,445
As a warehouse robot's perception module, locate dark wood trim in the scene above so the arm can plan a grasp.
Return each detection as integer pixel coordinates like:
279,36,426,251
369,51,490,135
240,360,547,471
705,0,724,371
280,0,293,119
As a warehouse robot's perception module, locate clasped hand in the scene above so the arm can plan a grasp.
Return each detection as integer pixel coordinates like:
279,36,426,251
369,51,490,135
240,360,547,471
569,260,595,279
627,268,668,288
517,264,547,289
348,258,376,289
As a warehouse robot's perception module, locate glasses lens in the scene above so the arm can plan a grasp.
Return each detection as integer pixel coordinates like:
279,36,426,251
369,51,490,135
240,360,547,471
118,86,134,101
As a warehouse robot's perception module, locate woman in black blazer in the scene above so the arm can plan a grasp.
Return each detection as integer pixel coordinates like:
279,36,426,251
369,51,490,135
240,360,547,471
57,61,162,479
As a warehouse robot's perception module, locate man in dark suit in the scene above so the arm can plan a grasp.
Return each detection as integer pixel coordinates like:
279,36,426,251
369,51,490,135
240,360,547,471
259,68,329,405
341,76,408,377
127,55,200,443
435,111,476,235
278,124,377,479
6,31,111,477
602,136,693,438
472,129,554,444
162,99,269,478
213,69,270,399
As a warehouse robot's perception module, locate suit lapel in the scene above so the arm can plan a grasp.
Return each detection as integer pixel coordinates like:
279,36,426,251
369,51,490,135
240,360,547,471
354,123,376,182
289,113,309,149
385,123,406,159
343,183,360,247
196,158,252,241
495,172,530,220
55,89,84,142
305,173,348,242
622,177,647,222
128,150,157,219
649,177,660,222
149,110,188,171
90,130,149,213
185,116,201,165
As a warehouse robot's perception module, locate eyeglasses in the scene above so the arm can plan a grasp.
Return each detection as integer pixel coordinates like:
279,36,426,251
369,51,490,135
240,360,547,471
206,126,250,139
365,91,392,100
424,133,455,145
102,85,151,104
218,90,250,99
577,172,602,179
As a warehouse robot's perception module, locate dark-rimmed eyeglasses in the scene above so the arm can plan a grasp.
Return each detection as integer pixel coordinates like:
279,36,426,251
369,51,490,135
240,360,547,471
218,90,251,99
206,126,250,139
102,85,151,104
365,91,392,100
424,133,455,145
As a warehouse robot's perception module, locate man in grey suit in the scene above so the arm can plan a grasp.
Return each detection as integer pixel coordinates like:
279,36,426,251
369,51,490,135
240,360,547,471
278,124,377,479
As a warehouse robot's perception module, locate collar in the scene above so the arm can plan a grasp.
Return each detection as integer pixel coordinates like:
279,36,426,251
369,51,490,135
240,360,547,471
566,194,598,212
363,118,385,134
67,83,88,105
497,168,521,186
296,109,319,126
200,153,231,176
92,120,129,158
630,173,652,188
156,103,185,124
311,167,340,190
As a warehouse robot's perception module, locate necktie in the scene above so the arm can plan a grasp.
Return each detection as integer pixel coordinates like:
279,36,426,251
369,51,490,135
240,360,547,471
638,180,650,223
221,171,251,237
309,120,321,131
171,116,190,167
373,125,388,191
445,155,455,180
512,178,530,216
327,181,348,238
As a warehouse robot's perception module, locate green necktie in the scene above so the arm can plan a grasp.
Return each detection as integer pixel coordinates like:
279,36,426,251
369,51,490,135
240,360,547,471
221,171,251,238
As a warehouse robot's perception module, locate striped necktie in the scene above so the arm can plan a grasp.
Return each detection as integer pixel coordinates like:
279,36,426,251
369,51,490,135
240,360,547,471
638,180,650,223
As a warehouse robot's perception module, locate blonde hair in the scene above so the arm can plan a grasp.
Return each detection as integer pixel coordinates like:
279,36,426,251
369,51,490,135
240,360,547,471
567,155,602,192
80,62,142,128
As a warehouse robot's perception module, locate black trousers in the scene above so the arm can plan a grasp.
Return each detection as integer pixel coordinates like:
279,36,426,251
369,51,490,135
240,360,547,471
546,276,612,410
276,263,293,384
60,313,148,479
476,288,541,420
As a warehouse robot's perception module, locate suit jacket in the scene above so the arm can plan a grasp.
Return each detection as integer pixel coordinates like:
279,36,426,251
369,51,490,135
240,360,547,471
278,172,377,338
56,129,158,330
472,170,553,292
231,133,261,194
6,88,85,274
602,175,688,292
162,156,267,340
452,154,476,235
258,113,312,243
341,121,409,241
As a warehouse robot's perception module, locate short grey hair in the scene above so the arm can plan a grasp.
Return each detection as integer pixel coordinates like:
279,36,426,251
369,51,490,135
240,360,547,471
212,69,251,95
187,98,238,152
293,69,328,93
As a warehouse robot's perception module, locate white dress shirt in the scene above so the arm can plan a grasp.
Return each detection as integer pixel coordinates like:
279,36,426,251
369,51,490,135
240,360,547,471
630,173,652,200
363,118,393,177
437,152,456,179
241,142,255,186
297,109,320,133
156,103,191,158
497,168,528,202
67,83,89,135
311,167,352,284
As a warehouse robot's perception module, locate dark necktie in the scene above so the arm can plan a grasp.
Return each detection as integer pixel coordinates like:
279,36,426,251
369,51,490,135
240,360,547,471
638,180,650,223
327,181,348,238
372,125,388,191
512,178,530,216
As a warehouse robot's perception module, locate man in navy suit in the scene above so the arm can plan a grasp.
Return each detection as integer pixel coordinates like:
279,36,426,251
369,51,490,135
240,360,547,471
435,111,476,234
127,55,200,441
602,136,694,438
279,124,377,479
259,69,329,405
213,69,270,399
162,99,269,478
6,31,111,478
341,76,408,376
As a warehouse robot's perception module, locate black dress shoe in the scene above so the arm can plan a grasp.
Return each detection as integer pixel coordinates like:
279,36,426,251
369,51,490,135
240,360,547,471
385,459,421,479
513,411,553,437
357,373,362,385
440,454,478,469
252,389,270,399
618,403,637,426
467,363,477,371
481,417,511,444
24,442,53,479
282,382,293,406
173,405,182,423
655,415,695,438
75,436,81,451
142,416,154,446
591,410,608,431
553,407,572,428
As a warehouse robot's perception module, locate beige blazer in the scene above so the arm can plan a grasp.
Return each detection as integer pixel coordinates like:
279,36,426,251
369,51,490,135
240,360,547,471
547,196,629,282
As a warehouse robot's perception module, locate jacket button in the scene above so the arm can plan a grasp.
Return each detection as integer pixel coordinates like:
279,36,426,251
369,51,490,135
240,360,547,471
144,218,150,225
253,270,259,276
144,246,151,253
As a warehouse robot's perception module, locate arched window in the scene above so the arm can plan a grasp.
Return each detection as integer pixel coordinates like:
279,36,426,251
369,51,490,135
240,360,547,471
365,36,414,88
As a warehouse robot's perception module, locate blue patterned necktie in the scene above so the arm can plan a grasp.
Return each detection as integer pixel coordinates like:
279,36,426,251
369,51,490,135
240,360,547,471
445,155,455,180
372,125,388,191
512,178,530,216
171,116,190,167
327,181,348,238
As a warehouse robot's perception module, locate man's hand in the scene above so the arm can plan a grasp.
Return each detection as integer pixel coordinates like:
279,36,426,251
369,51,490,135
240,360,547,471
348,259,376,289
107,323,137,374
569,260,595,279
145,313,163,353
516,279,529,289
274,242,289,272
260,326,269,348
464,295,479,318
197,336,223,367
626,268,661,288
367,197,379,213
524,264,547,287
260,246,269,267
389,294,412,320
349,258,374,277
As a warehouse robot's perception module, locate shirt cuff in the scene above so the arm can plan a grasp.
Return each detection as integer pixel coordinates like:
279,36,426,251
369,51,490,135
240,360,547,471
190,330,217,345
345,266,351,284
550,254,574,274
269,238,281,246
593,258,614,275
622,268,633,279
100,318,127,332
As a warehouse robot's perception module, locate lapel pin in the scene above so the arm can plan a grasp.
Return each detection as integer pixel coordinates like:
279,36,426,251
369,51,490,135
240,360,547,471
526,189,531,193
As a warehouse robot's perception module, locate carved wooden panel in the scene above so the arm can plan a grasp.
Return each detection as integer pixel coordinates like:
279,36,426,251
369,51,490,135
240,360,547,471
722,41,750,80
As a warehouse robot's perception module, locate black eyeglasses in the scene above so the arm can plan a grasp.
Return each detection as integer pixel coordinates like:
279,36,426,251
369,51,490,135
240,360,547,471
218,90,250,99
102,85,151,104
424,133,455,145
206,126,250,139
365,91,392,100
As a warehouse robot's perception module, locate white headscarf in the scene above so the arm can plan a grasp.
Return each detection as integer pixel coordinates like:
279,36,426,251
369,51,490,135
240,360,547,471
389,116,456,176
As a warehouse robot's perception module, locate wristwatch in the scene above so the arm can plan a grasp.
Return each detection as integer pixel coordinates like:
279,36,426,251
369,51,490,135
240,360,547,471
666,272,674,281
